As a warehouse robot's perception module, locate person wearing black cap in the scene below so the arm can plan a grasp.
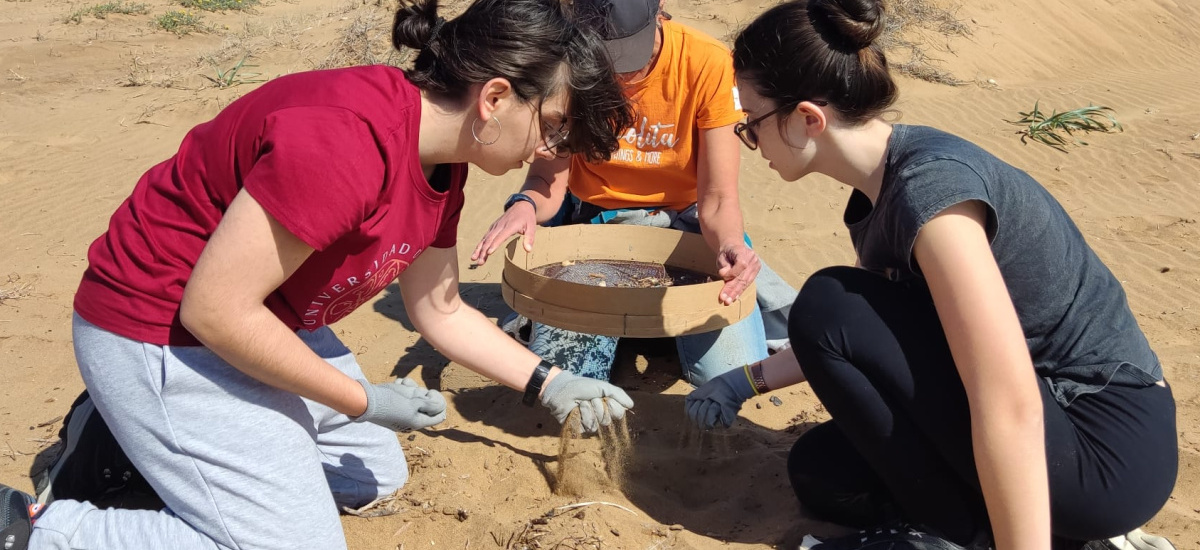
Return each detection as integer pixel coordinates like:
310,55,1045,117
583,0,661,74
472,0,797,388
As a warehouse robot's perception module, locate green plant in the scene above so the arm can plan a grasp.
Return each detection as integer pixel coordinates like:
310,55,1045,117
64,1,149,24
155,10,203,35
202,56,266,88
179,0,258,12
1007,102,1123,152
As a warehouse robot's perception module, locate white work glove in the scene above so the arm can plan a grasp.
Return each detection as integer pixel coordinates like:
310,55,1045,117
540,371,633,434
353,378,447,431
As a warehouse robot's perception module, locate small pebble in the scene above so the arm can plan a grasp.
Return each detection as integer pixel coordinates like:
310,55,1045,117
755,402,762,409
1160,267,1171,273
669,524,684,531
770,396,783,407
610,528,621,537
574,510,586,520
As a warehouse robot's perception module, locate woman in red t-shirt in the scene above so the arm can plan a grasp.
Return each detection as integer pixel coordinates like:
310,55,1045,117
0,0,636,548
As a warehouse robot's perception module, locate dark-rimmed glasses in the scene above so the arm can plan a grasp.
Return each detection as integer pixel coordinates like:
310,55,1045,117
735,100,828,150
542,120,571,158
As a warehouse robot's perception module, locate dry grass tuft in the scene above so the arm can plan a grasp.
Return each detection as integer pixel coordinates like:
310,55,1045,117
881,0,972,85
319,5,410,69
317,0,474,70
0,275,34,305
119,55,186,88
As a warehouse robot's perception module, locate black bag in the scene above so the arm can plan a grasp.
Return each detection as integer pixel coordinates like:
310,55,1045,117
33,391,161,508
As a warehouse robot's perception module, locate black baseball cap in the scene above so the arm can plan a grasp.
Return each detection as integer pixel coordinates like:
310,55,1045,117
574,0,660,73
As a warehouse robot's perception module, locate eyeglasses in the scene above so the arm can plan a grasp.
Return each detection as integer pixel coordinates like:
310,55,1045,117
541,120,571,158
734,99,828,150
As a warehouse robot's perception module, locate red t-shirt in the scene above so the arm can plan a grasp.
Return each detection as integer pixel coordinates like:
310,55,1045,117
74,66,466,346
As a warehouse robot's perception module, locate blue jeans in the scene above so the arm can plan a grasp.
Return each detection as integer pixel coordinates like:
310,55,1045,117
528,198,772,386
530,306,767,386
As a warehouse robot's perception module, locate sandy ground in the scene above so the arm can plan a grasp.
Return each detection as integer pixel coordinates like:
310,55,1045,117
1,0,1199,547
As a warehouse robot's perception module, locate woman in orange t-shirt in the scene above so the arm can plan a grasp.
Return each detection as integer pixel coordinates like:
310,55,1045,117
471,0,797,386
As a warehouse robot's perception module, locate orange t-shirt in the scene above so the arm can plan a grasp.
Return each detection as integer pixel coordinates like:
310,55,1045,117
568,20,743,211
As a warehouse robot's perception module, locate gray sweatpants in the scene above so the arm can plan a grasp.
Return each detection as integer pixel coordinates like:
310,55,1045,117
30,314,408,550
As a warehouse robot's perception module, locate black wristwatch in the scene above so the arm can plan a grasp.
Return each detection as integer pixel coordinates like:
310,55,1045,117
504,193,537,213
522,360,553,406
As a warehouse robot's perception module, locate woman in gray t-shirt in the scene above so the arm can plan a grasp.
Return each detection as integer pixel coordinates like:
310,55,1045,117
683,1,1177,549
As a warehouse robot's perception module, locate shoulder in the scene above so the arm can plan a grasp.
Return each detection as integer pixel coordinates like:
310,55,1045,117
262,66,413,100
261,105,377,146
269,66,418,130
889,126,991,182
891,126,977,163
877,127,999,243
666,20,731,59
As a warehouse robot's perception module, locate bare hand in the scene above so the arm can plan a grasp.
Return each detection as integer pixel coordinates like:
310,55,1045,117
716,242,760,305
470,202,537,266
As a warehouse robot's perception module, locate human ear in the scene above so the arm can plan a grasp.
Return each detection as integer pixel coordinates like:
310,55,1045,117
476,77,515,121
796,101,827,138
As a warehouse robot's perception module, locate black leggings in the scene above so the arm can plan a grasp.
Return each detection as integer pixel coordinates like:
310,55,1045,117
786,267,1177,546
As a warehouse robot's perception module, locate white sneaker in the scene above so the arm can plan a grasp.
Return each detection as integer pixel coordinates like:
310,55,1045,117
1098,529,1176,550
797,524,981,550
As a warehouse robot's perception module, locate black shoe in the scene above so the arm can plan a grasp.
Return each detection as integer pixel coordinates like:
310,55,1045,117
0,484,37,550
800,523,987,550
32,391,157,507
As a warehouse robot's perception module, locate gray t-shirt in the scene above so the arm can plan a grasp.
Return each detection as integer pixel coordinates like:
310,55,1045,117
845,124,1160,407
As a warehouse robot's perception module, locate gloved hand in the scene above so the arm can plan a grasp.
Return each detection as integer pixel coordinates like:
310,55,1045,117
540,371,634,434
353,378,447,431
685,366,757,430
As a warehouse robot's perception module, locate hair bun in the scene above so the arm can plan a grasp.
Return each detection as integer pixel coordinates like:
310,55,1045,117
808,0,884,51
393,0,442,51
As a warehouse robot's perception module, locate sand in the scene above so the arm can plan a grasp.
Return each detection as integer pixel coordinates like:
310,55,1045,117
1,0,1198,547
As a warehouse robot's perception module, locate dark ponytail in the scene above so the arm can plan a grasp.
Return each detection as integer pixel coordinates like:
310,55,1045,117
392,0,634,162
734,0,896,126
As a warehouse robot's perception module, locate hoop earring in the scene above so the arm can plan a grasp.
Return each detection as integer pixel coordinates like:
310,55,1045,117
471,117,502,145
